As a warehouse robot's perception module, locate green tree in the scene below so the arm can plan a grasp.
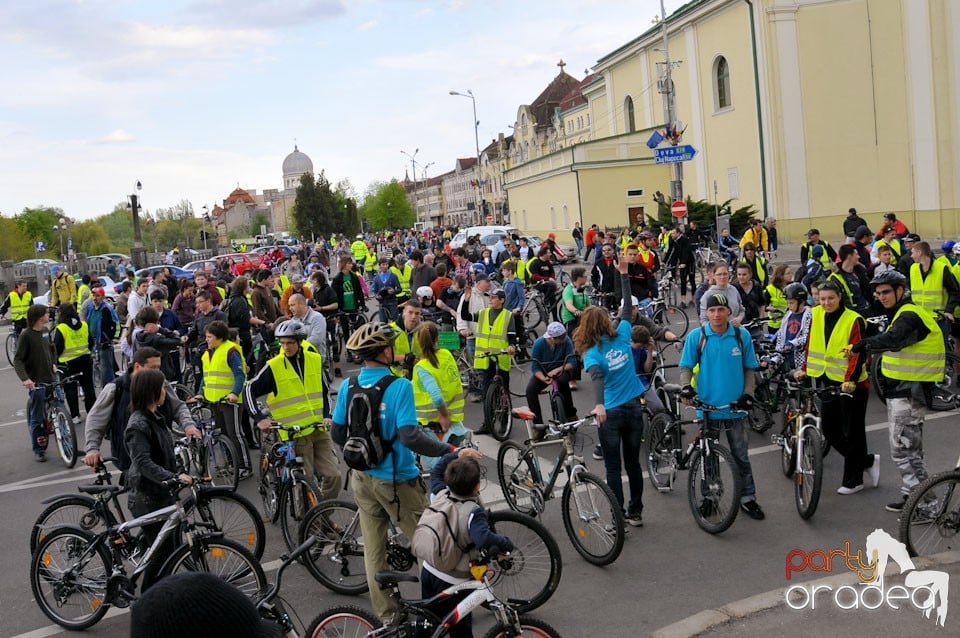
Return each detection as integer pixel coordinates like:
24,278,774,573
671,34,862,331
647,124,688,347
360,180,415,231
99,205,136,252
0,215,33,262
15,207,61,256
294,171,359,239
71,220,112,256
293,173,322,240
250,212,270,236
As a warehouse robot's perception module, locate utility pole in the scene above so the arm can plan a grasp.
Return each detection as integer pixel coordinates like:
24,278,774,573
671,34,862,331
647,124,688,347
657,0,684,222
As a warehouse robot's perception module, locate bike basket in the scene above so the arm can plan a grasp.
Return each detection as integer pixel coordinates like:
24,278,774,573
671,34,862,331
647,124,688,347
438,331,462,351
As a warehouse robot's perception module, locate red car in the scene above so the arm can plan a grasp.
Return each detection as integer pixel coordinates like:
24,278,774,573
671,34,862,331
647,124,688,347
220,253,261,276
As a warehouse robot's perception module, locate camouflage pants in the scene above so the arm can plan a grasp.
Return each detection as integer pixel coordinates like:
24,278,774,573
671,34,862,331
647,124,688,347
887,397,928,496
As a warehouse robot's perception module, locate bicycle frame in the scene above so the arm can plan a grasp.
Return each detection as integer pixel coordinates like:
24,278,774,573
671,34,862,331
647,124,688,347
509,415,590,512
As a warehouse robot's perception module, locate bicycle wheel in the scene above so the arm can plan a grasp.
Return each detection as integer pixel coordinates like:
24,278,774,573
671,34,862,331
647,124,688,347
687,445,743,534
561,471,625,566
485,378,512,441
497,440,539,516
192,488,266,560
51,404,78,468
5,332,16,366
486,510,562,613
483,617,563,638
279,478,320,551
871,354,886,404
30,495,110,555
795,425,824,520
899,470,960,557
523,298,546,331
158,537,266,601
304,605,382,638
31,526,111,630
549,392,568,424
259,452,281,523
653,304,689,338
930,352,960,411
204,434,240,490
645,412,679,492
780,399,798,478
299,500,367,594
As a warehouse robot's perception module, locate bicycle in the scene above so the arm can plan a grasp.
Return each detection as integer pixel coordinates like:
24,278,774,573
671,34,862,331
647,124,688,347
259,422,322,551
30,477,266,630
256,536,319,637
643,387,746,534
899,451,960,557
304,548,562,638
183,398,244,490
477,351,514,441
35,372,83,468
5,322,21,366
498,411,625,566
30,458,266,560
746,348,792,434
520,288,549,332
329,310,369,363
640,284,689,338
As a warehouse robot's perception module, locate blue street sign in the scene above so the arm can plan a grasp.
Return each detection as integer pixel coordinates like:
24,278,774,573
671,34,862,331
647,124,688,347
654,145,697,164
35,240,46,252
67,237,73,250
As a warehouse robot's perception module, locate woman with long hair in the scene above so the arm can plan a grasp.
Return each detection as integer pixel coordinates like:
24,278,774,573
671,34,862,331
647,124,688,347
765,263,792,334
573,257,646,528
412,321,468,467
53,302,96,423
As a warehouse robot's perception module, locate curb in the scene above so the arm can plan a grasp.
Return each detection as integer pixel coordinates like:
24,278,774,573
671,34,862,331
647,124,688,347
651,549,960,638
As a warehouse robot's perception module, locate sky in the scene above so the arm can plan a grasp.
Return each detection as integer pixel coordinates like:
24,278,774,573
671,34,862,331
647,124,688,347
0,0,681,222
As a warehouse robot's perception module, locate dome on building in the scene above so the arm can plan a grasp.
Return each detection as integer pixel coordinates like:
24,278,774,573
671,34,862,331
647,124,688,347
282,145,314,189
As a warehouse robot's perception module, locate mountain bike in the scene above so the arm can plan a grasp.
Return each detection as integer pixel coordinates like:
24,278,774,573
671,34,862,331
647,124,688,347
521,288,549,332
899,451,960,557
256,536,319,637
477,351,514,441
35,372,83,468
304,548,561,638
640,285,689,338
182,398,244,490
259,423,322,551
499,411,625,566
30,478,266,630
330,310,369,364
5,323,20,366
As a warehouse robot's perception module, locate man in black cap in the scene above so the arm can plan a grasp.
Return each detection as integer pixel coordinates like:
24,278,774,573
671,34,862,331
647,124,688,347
877,212,910,240
897,233,921,276
800,229,837,272
853,225,874,268
843,207,868,238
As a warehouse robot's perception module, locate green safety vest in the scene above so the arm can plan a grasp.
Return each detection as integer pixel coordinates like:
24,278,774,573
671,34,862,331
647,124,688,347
766,284,787,330
265,349,325,440
391,264,412,295
8,290,31,320
881,303,945,382
413,349,466,425
275,275,291,293
77,284,92,308
805,306,866,383
909,261,948,312
474,308,510,371
56,322,89,362
202,341,245,403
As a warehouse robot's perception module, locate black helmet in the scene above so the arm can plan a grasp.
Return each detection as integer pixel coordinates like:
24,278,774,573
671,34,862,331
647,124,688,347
784,283,808,304
869,270,907,289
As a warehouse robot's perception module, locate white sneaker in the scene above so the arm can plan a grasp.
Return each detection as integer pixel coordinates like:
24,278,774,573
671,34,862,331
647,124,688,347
867,454,881,488
837,484,864,495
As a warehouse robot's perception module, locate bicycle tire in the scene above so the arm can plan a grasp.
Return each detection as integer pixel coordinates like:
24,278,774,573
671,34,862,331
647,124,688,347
157,536,266,601
298,500,368,594
930,352,960,411
484,378,512,442
92,359,103,394
645,412,679,492
29,494,106,555
30,525,111,630
259,450,282,523
899,469,960,557
51,404,78,468
523,298,547,331
482,616,563,638
561,471,625,566
193,488,266,560
870,354,886,404
687,445,743,534
653,304,689,339
304,605,382,638
5,332,16,367
486,510,563,613
780,399,799,478
795,425,824,520
204,434,240,490
549,392,568,424
279,478,320,552
497,440,539,516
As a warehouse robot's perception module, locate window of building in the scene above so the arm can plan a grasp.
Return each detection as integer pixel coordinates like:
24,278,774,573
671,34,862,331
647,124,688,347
626,188,644,198
624,96,636,133
562,205,570,228
714,56,731,110
586,114,590,126
550,207,557,229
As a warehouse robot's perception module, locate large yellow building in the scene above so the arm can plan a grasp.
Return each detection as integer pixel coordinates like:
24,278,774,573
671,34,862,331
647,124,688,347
505,0,960,244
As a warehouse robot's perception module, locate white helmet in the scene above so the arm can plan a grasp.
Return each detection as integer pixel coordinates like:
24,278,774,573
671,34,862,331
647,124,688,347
416,286,434,298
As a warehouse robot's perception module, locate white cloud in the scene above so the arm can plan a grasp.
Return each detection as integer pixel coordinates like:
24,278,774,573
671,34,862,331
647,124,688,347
96,130,136,144
356,19,377,31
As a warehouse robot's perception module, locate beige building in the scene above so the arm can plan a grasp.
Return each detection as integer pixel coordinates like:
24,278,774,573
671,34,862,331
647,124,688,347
505,0,960,244
441,158,480,227
481,134,512,225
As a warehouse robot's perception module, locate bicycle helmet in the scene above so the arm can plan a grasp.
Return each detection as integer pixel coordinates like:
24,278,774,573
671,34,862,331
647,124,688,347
346,322,396,360
870,270,907,289
470,262,486,274
783,283,808,304
943,240,956,255
275,319,307,340
416,286,433,298
954,243,960,256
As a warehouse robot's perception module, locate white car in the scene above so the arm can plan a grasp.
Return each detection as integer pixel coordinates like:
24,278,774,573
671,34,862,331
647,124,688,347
35,275,121,307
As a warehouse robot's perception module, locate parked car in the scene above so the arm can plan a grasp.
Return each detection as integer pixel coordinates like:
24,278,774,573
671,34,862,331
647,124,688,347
14,258,60,269
251,245,297,260
218,253,261,276
183,259,220,276
449,225,517,250
88,253,131,264
521,235,577,264
134,265,194,283
34,275,121,306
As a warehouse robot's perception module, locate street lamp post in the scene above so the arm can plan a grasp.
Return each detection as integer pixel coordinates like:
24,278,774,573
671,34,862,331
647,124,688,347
449,89,484,225
129,180,146,268
422,161,435,226
201,205,210,251
400,148,420,224
54,224,63,262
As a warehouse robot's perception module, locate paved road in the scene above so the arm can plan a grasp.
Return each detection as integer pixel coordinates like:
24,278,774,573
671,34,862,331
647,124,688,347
2,310,960,637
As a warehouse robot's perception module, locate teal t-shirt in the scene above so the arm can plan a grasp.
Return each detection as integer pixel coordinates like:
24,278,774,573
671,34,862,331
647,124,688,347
582,319,645,410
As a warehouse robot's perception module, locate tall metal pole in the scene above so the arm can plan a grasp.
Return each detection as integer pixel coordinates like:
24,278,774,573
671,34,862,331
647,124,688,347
450,90,484,225
130,180,146,268
401,149,420,224
659,0,684,220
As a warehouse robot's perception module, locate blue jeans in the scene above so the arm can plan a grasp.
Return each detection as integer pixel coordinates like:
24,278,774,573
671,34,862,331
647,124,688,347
28,386,48,455
706,417,756,502
598,399,645,516
574,236,584,255
95,344,116,385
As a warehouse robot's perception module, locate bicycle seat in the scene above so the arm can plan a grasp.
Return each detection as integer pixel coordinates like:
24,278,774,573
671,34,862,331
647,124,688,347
78,484,124,496
512,407,536,420
374,571,419,588
662,383,683,393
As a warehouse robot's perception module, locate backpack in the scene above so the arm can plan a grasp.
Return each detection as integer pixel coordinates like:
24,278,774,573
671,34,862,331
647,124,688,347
341,375,400,471
695,323,745,364
410,489,477,573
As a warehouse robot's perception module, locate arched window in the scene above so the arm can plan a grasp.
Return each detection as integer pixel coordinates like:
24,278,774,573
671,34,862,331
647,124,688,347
624,96,636,132
715,56,731,110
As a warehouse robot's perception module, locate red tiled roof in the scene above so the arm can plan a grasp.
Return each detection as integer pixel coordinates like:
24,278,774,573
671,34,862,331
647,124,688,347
223,187,255,207
529,71,581,132
558,73,597,111
457,157,477,170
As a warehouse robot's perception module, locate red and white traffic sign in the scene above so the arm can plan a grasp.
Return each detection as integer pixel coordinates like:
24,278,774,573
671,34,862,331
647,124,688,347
486,214,494,222
671,200,687,218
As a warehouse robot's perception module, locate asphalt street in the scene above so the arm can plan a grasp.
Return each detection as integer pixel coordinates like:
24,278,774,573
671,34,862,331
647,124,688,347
2,315,960,637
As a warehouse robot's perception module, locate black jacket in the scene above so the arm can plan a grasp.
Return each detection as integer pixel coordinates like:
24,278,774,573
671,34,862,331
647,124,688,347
843,214,868,238
124,408,178,501
854,300,935,403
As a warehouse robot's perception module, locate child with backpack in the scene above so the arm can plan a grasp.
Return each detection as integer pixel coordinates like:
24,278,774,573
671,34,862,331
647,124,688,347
411,454,513,638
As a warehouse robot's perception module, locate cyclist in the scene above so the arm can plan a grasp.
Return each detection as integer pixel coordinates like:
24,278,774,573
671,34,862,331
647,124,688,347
765,264,792,335
525,322,578,431
718,227,740,266
872,226,904,268
800,228,837,271
332,322,477,625
847,270,946,513
664,226,695,306
49,265,77,308
908,240,960,341
14,304,55,462
698,262,745,327
417,286,444,326
288,293,327,357
591,243,619,313
739,242,768,287
528,247,560,317
52,303,95,425
390,253,413,306
456,274,492,403
739,219,769,255
247,319,341,500
331,255,366,362
615,243,657,304
795,280,877,495
774,283,813,369
829,244,872,315
1,280,32,335
201,320,251,478
390,300,424,377
559,267,590,334
372,257,401,323
278,274,312,318
413,321,468,467
679,292,765,521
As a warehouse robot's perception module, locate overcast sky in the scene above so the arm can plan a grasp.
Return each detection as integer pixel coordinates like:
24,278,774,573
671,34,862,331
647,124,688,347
0,0,680,221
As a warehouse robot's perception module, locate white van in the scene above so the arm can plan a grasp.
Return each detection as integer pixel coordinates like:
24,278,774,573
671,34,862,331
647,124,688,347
449,225,518,249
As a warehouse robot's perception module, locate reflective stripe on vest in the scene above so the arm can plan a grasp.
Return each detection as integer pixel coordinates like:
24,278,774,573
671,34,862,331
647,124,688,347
56,322,89,362
413,349,466,424
266,349,324,439
828,272,855,309
803,242,833,270
391,264,412,295
766,284,786,329
474,308,510,371
909,261,948,312
9,291,31,320
202,342,244,402
805,306,866,382
881,303,945,382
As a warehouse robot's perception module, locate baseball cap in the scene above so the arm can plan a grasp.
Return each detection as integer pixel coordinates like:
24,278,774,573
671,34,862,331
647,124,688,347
546,322,567,338
270,267,281,275
806,228,820,237
854,226,872,240
51,265,60,275
290,274,305,284
884,212,896,220
705,293,730,309
491,289,506,299
92,287,106,297
904,233,921,243
548,232,556,239
620,296,640,309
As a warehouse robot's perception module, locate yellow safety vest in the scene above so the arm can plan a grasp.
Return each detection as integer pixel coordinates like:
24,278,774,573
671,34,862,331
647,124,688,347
364,252,378,271
9,290,31,320
390,321,423,359
803,241,833,271
351,240,368,262
77,284,92,308
805,306,866,382
876,239,902,266
275,275,291,293
742,255,768,287
202,342,245,403
474,308,510,371
216,286,227,301
245,291,253,307
514,260,529,285
265,349,325,440
413,349,466,425
909,261,948,312
765,284,786,330
881,304,945,382
391,264,412,295
56,322,89,362
827,272,856,310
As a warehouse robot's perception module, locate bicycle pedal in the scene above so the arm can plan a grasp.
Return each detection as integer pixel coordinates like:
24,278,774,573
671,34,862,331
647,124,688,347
771,434,785,446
